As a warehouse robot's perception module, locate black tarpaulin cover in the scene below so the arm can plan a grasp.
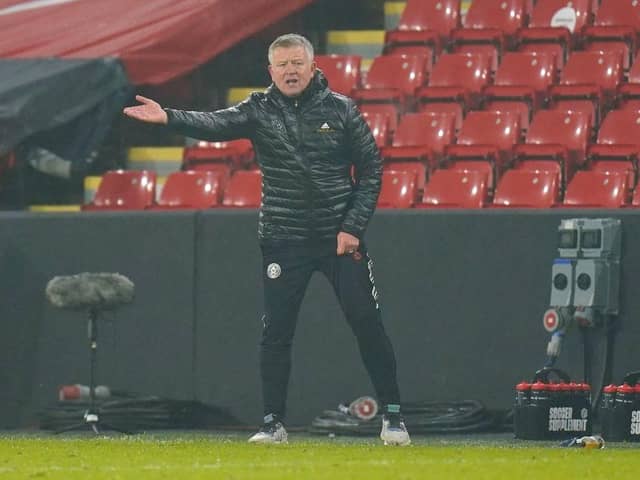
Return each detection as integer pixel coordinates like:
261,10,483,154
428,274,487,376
0,57,130,157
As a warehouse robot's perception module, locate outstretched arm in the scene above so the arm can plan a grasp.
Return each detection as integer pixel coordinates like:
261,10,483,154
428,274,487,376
125,93,256,142
123,95,168,124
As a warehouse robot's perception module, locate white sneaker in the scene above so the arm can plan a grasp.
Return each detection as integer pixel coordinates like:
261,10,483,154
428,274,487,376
248,421,288,444
380,415,411,446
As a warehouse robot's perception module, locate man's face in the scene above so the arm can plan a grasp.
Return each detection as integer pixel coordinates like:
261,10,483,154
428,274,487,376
268,45,316,97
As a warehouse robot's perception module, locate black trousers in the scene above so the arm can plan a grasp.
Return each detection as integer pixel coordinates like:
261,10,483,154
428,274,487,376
259,240,401,419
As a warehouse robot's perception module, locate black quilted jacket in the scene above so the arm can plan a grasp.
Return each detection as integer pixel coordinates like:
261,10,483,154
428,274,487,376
165,71,382,243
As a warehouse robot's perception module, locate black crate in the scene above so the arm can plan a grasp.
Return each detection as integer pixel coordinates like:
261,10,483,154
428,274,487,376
514,367,592,440
599,371,640,442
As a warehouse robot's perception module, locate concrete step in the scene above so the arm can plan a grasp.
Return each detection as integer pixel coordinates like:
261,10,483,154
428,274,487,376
127,147,184,176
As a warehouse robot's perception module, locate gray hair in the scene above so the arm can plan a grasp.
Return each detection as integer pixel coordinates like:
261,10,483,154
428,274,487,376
268,34,314,64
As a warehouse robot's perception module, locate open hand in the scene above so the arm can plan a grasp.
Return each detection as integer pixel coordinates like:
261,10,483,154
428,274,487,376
123,95,168,124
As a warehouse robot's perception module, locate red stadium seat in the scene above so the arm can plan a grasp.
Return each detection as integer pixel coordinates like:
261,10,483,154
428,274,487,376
589,160,636,192
514,110,592,187
362,111,391,148
417,169,489,208
632,184,640,207
444,111,521,188
83,170,156,211
222,170,262,208
360,104,401,133
355,54,431,96
183,139,253,170
582,0,640,71
417,53,492,121
563,171,629,207
517,0,593,70
395,0,461,37
384,30,440,62
617,52,640,109
417,104,463,132
493,169,560,207
451,0,527,69
314,55,362,96
151,171,223,210
587,109,640,187
382,161,427,192
593,109,640,151
460,0,527,36
385,0,461,60
484,52,557,130
381,112,457,169
377,170,418,208
550,51,623,125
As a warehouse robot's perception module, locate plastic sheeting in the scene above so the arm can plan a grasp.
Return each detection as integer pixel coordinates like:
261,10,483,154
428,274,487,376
0,58,130,156
0,0,314,85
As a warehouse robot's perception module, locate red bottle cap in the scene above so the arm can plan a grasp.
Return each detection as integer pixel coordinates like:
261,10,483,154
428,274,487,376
516,381,531,391
575,383,590,393
531,381,548,391
618,383,634,394
634,384,640,394
548,383,562,392
603,384,617,394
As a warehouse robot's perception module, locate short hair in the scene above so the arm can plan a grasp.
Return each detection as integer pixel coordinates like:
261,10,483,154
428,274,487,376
268,34,314,64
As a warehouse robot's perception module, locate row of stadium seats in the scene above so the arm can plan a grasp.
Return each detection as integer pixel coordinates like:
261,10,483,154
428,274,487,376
174,107,639,200
319,49,640,132
365,108,639,190
316,0,640,135
83,170,261,210
84,158,640,211
384,167,637,208
385,0,640,72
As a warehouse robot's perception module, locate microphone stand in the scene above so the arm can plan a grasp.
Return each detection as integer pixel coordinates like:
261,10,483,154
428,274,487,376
55,308,130,435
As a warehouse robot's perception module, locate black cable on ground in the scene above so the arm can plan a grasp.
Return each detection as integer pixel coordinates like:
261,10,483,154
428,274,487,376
309,400,512,436
39,394,244,432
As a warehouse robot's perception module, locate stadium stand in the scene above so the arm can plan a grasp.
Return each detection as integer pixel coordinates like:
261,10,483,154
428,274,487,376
76,0,640,212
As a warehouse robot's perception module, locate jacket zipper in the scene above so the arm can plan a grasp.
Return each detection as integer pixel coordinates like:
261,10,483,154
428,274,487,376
294,99,315,237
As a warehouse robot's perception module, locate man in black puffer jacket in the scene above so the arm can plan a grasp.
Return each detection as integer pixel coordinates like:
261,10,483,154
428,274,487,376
124,33,410,446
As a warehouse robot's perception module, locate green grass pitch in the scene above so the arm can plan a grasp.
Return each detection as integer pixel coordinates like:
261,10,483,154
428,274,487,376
1,432,639,479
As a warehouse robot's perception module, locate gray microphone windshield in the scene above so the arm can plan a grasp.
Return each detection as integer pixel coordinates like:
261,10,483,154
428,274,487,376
46,273,135,310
